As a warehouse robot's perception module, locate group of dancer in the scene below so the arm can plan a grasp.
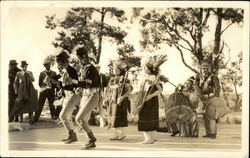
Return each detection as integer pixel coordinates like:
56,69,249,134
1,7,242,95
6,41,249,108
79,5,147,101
9,45,223,149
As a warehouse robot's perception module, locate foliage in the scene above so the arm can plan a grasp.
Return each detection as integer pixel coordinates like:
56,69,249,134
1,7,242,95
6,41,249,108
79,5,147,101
221,52,242,111
138,8,244,73
45,7,128,63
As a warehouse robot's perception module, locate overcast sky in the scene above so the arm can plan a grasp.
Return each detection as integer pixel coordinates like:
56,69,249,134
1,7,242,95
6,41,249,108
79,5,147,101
4,4,244,92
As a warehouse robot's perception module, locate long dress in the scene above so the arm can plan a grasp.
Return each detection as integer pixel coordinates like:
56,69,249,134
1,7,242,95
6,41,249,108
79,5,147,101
138,84,159,131
10,71,38,116
110,77,131,128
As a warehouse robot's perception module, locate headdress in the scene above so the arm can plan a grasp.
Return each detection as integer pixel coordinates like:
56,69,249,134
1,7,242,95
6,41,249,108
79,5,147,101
143,55,167,74
186,76,195,84
113,59,127,70
43,55,56,66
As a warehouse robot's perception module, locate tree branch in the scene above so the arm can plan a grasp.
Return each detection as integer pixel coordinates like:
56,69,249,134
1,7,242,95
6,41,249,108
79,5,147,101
202,8,211,27
164,12,195,51
179,44,193,52
220,22,234,35
188,26,196,42
174,42,199,74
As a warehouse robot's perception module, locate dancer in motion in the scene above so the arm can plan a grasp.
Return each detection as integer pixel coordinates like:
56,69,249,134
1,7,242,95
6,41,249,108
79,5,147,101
108,60,132,140
56,50,81,144
73,46,101,149
135,55,167,144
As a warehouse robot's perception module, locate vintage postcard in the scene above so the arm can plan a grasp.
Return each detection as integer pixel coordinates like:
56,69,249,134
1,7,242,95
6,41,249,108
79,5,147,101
0,1,249,157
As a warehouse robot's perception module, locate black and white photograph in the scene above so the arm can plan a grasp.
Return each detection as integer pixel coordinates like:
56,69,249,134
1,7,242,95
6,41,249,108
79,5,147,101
0,1,249,157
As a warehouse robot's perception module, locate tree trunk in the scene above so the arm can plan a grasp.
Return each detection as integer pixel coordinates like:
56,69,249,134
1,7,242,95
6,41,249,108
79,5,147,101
197,8,204,64
213,8,223,73
96,8,105,64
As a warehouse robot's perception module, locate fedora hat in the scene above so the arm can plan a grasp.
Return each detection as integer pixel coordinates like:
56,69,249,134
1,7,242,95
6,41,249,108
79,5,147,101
9,60,18,65
21,61,28,67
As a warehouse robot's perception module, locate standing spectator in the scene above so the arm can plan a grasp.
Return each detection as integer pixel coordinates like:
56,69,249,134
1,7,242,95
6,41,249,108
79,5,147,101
34,57,60,122
8,60,21,122
10,61,38,124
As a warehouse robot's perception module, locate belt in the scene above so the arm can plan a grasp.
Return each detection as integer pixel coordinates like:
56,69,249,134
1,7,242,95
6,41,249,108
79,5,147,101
82,88,100,95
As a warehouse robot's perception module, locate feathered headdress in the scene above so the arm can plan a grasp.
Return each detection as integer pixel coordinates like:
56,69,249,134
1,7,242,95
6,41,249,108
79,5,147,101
113,59,128,70
143,55,167,74
43,55,56,66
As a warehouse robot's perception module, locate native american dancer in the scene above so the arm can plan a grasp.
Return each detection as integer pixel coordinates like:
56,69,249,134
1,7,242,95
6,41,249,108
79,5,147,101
194,61,227,139
134,55,167,144
165,78,200,137
105,60,132,140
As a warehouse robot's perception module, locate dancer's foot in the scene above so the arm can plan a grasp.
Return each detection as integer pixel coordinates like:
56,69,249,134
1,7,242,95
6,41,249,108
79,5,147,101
117,136,126,140
141,139,156,144
170,131,180,137
110,136,119,140
202,134,211,138
81,142,96,150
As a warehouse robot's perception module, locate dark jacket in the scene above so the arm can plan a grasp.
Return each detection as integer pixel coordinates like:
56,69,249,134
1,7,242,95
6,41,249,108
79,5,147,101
77,63,101,88
39,70,60,90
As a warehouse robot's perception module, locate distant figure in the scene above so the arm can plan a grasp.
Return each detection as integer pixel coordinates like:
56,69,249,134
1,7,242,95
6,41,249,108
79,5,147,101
8,60,21,122
10,61,38,124
34,57,60,122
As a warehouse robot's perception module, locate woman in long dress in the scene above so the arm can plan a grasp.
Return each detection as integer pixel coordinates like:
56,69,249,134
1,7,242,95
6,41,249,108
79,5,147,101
10,61,38,124
135,55,167,144
108,60,132,140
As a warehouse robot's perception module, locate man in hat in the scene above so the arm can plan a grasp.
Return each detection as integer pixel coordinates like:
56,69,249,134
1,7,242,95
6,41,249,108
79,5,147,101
8,60,21,122
11,61,37,124
195,62,221,139
55,50,81,144
34,58,60,122
73,46,101,149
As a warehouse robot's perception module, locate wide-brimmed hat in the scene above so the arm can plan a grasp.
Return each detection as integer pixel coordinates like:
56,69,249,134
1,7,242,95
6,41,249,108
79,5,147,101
21,61,28,67
9,60,18,65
